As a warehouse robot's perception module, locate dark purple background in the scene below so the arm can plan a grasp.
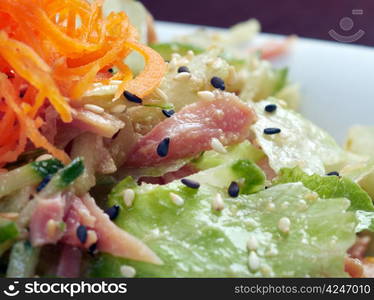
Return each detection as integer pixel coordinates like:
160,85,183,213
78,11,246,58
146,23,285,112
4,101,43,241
140,0,374,47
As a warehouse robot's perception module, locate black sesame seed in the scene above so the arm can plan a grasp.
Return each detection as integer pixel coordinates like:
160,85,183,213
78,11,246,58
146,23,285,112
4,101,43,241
177,66,190,73
181,178,200,189
265,104,277,113
123,91,142,104
156,137,170,157
36,174,52,192
264,128,281,135
76,225,87,244
327,171,340,176
88,243,98,256
210,76,225,90
228,181,240,198
162,109,175,118
105,205,120,220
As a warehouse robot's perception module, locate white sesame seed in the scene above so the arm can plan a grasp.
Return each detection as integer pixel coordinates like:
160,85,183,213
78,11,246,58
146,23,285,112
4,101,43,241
110,104,127,114
298,199,308,211
210,137,227,154
278,217,291,233
174,72,191,81
227,66,237,85
278,99,288,107
46,219,58,239
155,88,168,102
85,230,98,247
178,58,190,66
267,202,275,211
168,59,177,70
260,264,272,276
186,50,194,59
36,154,54,162
248,251,260,271
170,193,184,206
123,189,135,207
197,90,215,101
304,192,318,201
120,265,136,278
247,235,258,251
212,193,224,211
211,60,222,70
84,104,105,114
206,58,215,66
171,53,181,60
330,235,337,246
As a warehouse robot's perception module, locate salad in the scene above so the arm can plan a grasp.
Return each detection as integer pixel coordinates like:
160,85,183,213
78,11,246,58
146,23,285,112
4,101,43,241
0,0,373,278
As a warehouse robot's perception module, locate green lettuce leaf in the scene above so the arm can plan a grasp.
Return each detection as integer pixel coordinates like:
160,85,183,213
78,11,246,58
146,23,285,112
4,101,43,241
189,159,266,194
276,167,374,231
88,162,355,278
344,126,374,199
251,99,365,175
192,140,265,170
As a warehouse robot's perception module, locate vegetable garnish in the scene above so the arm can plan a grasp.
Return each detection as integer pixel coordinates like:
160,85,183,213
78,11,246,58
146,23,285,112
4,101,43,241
0,0,165,167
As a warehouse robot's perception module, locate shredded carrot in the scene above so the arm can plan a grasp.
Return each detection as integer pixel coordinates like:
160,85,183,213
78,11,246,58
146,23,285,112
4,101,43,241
0,0,165,167
250,36,297,60
115,41,167,100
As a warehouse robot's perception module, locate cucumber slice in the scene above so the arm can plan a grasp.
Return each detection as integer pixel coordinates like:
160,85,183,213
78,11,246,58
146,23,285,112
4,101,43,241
0,218,19,244
0,159,63,198
38,158,84,197
6,241,40,278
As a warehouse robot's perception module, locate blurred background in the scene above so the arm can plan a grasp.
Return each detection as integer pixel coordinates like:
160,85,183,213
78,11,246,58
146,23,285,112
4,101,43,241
139,0,374,46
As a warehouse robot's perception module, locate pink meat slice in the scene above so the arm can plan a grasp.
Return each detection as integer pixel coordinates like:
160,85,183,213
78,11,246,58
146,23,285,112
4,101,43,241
61,196,96,247
256,157,277,180
29,194,66,247
81,194,162,265
345,256,363,278
126,94,256,167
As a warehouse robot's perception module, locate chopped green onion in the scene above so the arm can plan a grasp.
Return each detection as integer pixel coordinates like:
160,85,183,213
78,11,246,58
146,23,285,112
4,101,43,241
38,158,84,197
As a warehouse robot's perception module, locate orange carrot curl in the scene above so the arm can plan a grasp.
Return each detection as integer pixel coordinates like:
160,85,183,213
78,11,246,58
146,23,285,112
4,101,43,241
0,0,165,166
